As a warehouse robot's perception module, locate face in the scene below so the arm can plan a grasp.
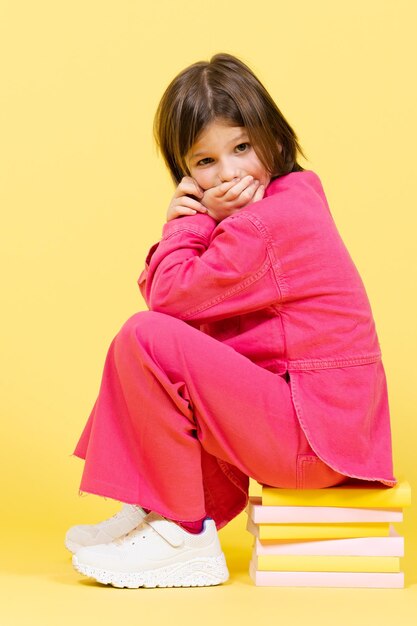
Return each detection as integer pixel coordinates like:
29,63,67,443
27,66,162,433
185,120,271,191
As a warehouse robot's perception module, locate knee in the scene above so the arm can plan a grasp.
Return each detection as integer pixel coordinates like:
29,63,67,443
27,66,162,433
115,310,171,347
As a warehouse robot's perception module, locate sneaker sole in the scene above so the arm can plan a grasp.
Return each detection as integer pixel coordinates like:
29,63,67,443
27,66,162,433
72,553,229,588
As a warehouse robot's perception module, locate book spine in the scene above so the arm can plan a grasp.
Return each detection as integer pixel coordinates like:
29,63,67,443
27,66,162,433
247,500,403,523
258,522,390,541
249,562,405,588
254,533,405,557
253,553,400,573
261,482,411,508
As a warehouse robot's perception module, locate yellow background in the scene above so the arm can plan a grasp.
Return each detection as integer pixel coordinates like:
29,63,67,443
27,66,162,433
1,1,416,624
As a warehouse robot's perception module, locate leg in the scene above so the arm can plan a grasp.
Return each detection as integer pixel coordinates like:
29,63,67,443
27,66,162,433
74,311,344,529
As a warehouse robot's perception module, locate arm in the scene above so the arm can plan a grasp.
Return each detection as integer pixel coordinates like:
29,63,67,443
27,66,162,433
138,210,283,324
138,213,216,310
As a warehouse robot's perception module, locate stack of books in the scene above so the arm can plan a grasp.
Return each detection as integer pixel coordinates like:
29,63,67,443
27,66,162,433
247,478,411,588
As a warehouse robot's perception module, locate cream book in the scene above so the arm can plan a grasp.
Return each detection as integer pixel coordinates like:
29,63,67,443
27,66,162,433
247,496,403,523
246,517,390,540
253,525,404,557
249,561,404,588
251,551,401,573
262,478,411,508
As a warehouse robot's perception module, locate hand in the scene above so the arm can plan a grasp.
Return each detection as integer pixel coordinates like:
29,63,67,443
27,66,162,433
166,177,209,222
201,175,265,222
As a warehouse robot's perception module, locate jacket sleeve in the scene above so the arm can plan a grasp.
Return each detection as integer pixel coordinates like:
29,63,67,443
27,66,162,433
137,211,283,324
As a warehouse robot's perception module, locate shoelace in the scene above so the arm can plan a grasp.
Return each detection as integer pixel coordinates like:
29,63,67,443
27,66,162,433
113,520,149,546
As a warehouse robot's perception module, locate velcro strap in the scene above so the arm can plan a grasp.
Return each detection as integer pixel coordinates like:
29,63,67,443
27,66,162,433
145,513,185,547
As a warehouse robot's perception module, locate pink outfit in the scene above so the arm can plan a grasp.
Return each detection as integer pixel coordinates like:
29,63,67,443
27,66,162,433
73,169,396,529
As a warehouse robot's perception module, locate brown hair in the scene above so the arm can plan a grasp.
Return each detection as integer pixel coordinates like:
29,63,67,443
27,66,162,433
154,53,308,185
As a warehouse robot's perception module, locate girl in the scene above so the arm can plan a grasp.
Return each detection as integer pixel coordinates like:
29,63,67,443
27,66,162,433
67,53,396,588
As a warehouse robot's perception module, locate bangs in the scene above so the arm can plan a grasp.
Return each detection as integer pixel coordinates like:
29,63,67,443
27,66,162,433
171,85,246,179
154,54,306,184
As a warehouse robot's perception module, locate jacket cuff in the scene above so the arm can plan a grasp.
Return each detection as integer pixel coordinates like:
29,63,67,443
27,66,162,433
162,213,218,240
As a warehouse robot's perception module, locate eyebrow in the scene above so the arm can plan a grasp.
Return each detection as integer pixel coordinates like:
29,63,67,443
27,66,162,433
189,132,248,160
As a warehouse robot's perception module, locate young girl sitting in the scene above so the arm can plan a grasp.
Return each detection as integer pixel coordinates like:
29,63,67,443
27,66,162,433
66,53,396,589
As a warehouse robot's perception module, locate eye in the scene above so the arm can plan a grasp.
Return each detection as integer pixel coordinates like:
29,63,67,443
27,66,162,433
196,157,214,167
235,143,249,153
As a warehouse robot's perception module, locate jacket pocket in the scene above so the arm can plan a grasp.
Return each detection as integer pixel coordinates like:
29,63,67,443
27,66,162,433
296,454,319,489
296,454,348,489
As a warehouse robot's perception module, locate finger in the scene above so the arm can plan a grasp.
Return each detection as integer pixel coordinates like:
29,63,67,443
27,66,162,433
167,207,198,221
203,178,241,199
176,196,206,211
231,180,260,206
191,178,205,197
252,184,265,203
216,178,241,195
179,208,198,216
223,175,256,201
183,176,205,197
174,178,204,199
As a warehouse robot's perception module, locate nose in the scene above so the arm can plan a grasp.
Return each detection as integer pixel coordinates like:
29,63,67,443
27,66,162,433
218,160,240,183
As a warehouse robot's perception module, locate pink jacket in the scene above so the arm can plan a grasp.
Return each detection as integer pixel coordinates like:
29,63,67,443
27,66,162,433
138,170,396,486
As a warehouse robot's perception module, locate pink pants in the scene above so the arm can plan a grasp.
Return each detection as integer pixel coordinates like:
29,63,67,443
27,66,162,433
73,311,348,529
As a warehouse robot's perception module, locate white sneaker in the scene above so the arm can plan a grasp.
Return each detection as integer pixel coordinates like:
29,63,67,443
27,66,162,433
65,504,147,554
72,512,229,588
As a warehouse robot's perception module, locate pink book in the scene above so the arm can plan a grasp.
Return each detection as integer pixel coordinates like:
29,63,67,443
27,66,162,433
252,524,404,557
249,560,405,588
247,496,403,523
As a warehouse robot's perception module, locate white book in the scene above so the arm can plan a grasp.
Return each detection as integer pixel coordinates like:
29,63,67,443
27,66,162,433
249,560,404,588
